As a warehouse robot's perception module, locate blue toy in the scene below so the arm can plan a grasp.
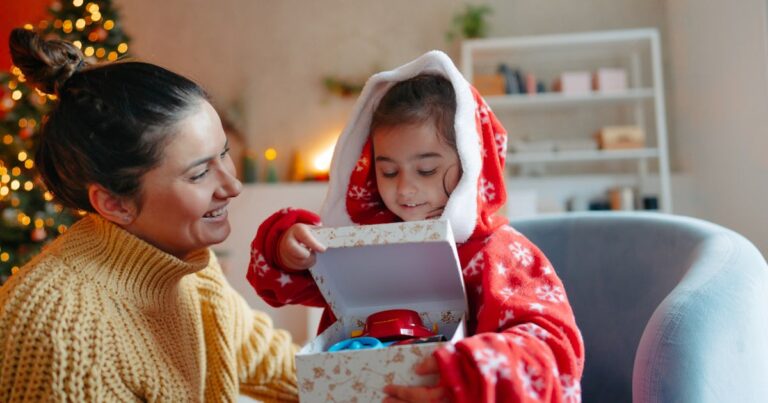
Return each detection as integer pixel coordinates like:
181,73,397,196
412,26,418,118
327,336,390,352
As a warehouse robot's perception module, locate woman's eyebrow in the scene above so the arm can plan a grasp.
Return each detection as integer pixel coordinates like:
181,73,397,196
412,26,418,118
183,139,229,172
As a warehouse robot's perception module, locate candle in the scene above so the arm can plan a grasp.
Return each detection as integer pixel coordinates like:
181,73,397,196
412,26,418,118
264,148,278,183
242,150,259,183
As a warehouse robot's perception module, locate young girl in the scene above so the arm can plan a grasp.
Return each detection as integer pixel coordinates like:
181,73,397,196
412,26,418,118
248,51,584,402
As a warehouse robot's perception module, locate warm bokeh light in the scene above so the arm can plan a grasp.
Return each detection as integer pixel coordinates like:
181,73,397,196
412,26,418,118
312,144,335,174
265,148,277,161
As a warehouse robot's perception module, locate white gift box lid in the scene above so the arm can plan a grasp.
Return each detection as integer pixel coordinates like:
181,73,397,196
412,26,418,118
308,219,468,320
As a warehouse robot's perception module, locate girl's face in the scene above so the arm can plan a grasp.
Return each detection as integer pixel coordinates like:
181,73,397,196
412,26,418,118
372,121,461,222
124,101,242,259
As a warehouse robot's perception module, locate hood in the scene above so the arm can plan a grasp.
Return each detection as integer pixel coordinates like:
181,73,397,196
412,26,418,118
319,50,508,243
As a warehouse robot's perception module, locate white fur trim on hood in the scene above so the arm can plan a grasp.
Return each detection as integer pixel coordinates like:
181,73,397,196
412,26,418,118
319,50,481,243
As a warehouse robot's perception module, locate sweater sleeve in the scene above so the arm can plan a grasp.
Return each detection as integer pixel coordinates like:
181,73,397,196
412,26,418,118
247,208,327,308
434,226,584,403
232,294,300,402
198,255,300,403
0,259,109,402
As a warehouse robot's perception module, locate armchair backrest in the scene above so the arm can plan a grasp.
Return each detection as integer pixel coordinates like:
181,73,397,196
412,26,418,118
512,212,768,402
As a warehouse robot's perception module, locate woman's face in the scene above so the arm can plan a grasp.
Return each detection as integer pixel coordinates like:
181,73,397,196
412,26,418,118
124,101,242,259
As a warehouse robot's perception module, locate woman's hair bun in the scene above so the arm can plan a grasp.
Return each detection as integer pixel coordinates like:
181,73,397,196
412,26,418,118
8,28,85,95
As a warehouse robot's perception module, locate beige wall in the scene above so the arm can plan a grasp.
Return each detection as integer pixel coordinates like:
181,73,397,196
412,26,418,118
665,0,768,252
116,0,666,178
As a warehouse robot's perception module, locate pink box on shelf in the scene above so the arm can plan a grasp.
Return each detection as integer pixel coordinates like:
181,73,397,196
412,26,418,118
556,71,591,95
593,68,628,93
296,220,467,402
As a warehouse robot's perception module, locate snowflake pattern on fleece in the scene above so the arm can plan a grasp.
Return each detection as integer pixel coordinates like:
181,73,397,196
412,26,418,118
247,51,584,402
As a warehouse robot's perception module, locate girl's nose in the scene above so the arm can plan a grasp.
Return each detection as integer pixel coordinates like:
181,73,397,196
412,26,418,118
397,175,416,196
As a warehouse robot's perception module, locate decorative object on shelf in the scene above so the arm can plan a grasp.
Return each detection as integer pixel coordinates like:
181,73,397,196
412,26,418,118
596,125,646,150
593,68,628,93
552,71,592,95
264,147,279,183
289,150,306,182
496,64,544,95
608,186,637,211
445,4,493,43
242,149,260,183
323,76,365,98
0,0,131,283
462,29,672,213
497,64,522,94
472,73,505,96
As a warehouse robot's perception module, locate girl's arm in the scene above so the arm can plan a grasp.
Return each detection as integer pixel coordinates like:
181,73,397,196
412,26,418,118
433,228,584,402
247,208,327,308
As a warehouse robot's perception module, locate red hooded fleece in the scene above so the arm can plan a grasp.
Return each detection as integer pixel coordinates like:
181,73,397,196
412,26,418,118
248,50,584,402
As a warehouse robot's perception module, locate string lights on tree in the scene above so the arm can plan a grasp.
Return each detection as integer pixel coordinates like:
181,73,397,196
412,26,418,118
0,0,131,283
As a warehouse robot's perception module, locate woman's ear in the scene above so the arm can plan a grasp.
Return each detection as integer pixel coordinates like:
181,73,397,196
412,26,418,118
87,184,136,225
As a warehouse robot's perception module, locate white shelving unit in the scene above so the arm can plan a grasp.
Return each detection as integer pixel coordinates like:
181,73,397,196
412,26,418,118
462,28,672,213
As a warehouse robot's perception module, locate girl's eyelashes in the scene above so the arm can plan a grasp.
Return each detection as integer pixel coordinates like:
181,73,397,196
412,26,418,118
380,168,438,178
220,147,230,159
418,168,437,176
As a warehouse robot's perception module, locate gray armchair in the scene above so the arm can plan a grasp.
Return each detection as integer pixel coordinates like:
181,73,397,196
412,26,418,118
512,212,768,403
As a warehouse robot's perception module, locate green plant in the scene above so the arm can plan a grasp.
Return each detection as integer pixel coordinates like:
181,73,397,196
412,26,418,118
446,4,493,42
323,76,365,98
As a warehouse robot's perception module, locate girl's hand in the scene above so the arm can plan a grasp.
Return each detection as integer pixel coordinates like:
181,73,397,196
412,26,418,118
277,223,326,271
382,355,450,403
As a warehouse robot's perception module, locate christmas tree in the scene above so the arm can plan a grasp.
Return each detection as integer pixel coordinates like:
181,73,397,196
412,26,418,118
0,0,131,283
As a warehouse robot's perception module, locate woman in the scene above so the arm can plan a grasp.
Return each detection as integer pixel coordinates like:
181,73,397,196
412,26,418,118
0,29,298,402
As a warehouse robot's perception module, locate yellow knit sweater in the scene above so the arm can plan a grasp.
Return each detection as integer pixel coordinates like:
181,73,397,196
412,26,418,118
0,214,298,402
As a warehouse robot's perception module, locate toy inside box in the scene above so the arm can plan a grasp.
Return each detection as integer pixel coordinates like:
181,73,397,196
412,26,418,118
296,219,467,402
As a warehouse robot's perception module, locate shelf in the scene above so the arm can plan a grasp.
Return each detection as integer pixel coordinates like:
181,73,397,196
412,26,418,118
463,28,672,213
506,148,659,164
463,28,657,53
485,88,654,110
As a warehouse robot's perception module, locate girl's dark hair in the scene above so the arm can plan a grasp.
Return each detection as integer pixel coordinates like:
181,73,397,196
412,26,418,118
9,28,207,212
370,74,457,149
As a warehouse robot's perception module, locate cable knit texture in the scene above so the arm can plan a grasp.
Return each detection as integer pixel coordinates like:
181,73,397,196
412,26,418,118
0,214,298,402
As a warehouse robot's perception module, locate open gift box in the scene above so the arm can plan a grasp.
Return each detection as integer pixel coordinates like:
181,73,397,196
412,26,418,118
296,219,468,402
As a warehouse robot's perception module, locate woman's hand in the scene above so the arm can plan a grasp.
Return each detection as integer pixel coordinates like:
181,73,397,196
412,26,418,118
277,223,326,271
382,355,450,403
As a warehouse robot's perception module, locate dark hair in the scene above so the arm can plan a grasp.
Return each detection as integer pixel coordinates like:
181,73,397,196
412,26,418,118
9,28,208,212
370,74,457,149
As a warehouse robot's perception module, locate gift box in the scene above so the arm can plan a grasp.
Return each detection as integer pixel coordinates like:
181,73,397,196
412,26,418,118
553,71,591,95
296,219,467,402
592,67,628,93
595,125,646,149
